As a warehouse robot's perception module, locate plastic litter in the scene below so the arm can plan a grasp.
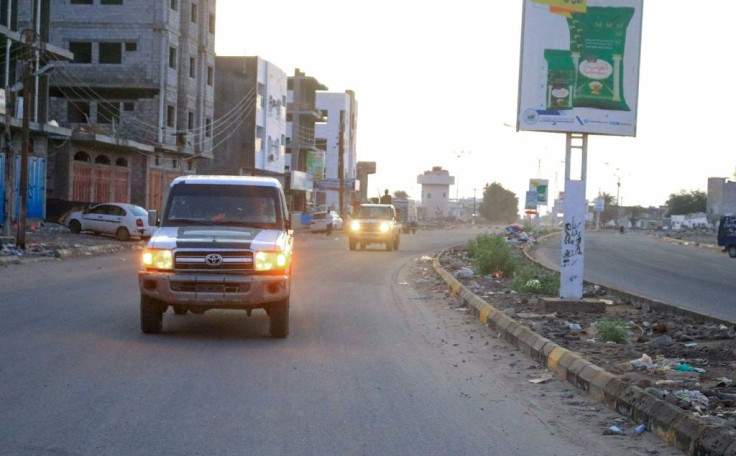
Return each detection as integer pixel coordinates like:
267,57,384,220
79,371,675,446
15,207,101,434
634,424,646,435
604,425,623,435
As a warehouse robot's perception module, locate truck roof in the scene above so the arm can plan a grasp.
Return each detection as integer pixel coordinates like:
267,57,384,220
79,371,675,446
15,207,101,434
170,175,283,189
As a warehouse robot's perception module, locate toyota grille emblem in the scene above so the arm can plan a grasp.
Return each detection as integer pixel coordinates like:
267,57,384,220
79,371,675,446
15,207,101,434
205,253,223,266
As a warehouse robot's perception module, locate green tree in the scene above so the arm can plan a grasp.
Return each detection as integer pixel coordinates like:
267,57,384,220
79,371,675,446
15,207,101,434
665,190,706,216
478,182,518,224
393,190,410,199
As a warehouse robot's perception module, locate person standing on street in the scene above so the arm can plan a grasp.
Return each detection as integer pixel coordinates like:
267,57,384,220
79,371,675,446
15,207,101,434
380,189,392,204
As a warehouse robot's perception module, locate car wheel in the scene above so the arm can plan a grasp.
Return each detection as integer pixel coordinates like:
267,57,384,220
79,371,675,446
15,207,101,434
269,297,289,338
116,227,131,241
69,220,81,234
173,305,188,315
729,246,736,258
349,238,357,250
140,295,164,334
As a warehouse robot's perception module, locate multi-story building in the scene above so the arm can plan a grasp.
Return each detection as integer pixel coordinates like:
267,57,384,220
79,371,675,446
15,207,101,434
37,0,216,214
1,0,72,229
314,90,358,214
198,56,287,182
286,68,326,213
417,166,455,220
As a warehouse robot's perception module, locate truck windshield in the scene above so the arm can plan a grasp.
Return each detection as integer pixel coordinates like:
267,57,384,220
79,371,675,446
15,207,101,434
357,206,392,219
163,183,283,228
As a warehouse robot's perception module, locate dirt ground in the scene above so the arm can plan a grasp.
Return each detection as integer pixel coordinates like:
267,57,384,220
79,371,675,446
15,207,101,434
432,231,736,427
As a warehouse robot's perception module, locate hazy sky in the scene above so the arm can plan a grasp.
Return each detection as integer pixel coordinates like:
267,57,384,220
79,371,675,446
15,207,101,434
214,1,735,211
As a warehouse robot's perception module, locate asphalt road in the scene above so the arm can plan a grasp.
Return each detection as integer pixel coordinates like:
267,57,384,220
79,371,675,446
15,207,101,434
0,228,680,455
531,229,736,321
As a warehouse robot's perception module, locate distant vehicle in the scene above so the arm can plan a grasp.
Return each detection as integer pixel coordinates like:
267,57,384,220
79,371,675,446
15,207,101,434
310,210,343,232
717,215,736,258
66,202,156,241
393,198,418,234
348,203,400,251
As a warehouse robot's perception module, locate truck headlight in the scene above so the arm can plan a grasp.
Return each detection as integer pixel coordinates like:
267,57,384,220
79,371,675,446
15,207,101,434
255,251,289,271
379,222,391,233
350,220,361,232
142,249,173,270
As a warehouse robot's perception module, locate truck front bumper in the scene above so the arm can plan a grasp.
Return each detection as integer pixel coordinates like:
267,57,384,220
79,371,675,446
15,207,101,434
138,271,290,308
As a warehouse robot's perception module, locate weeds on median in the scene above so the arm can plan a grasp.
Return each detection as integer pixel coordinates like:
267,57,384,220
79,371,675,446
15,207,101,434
466,233,559,296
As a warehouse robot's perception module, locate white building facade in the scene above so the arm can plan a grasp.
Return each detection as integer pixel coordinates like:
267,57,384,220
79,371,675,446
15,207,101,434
315,90,359,212
417,166,455,220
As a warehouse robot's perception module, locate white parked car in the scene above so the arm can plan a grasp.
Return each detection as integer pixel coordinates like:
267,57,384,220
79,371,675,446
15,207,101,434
66,202,156,241
310,210,343,232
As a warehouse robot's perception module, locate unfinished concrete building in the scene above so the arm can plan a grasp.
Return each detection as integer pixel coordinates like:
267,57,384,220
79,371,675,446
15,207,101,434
36,0,216,213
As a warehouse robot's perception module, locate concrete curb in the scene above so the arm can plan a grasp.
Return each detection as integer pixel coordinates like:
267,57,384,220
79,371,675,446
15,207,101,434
432,252,736,456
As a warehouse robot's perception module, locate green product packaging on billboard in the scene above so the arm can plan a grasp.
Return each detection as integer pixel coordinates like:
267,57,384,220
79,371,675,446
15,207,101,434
567,7,634,111
544,49,575,110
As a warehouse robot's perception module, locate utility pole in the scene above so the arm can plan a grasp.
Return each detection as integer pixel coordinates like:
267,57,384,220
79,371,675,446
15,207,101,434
338,110,345,220
16,29,34,249
2,85,13,237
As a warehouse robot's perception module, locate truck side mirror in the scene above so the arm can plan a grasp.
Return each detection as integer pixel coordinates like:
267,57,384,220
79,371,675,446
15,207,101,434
148,210,159,227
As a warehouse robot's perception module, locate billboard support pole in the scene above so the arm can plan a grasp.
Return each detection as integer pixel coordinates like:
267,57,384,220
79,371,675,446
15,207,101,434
559,132,588,300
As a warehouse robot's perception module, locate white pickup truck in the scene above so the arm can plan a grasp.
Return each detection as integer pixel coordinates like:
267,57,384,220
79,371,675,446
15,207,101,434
138,175,294,337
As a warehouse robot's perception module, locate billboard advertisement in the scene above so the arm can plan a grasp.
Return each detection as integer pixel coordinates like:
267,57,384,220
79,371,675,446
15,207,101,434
529,178,549,205
517,0,643,137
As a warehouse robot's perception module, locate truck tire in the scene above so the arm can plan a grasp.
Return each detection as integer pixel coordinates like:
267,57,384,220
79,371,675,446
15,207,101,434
269,298,289,338
349,238,357,250
141,295,164,334
393,236,400,251
386,241,393,251
729,246,736,258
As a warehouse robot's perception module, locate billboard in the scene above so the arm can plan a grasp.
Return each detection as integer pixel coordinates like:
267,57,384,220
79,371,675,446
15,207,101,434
529,178,549,205
517,0,643,137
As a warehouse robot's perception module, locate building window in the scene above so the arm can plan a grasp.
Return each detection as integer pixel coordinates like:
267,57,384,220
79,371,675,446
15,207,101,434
69,42,92,63
74,151,91,162
207,66,213,86
125,42,137,52
209,14,216,34
97,102,120,124
115,158,128,166
70,0,93,4
100,0,123,4
188,112,194,130
205,118,212,137
94,155,111,165
189,57,195,78
99,42,122,64
123,102,134,112
167,105,175,128
68,101,90,123
191,4,197,22
170,0,177,10
168,47,176,69
172,159,178,169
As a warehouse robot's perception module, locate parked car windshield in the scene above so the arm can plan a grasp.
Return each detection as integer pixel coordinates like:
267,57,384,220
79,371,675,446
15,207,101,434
162,183,283,228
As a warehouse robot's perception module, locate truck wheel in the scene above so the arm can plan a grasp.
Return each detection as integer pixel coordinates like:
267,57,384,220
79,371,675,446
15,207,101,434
349,238,357,250
386,241,393,252
393,236,400,251
729,246,736,258
269,298,290,338
140,295,164,334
